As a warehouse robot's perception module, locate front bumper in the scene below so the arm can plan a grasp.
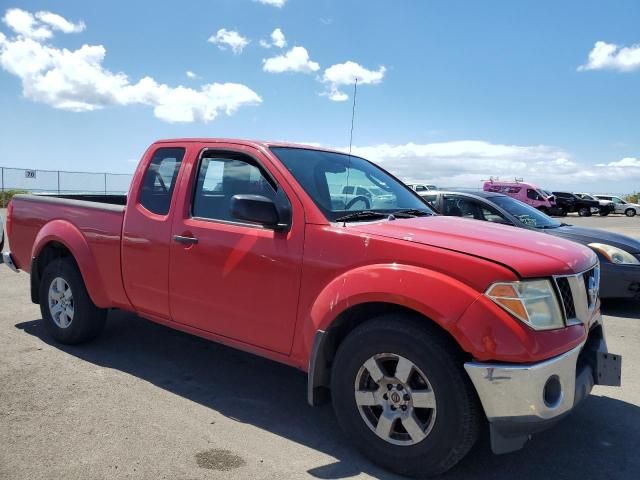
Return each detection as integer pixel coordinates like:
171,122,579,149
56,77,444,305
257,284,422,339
599,261,640,299
464,324,621,454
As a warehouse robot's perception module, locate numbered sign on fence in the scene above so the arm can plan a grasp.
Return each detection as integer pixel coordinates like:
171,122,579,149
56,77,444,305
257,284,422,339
25,170,36,179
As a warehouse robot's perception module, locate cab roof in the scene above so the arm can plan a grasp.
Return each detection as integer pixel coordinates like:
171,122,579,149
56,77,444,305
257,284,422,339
153,138,345,154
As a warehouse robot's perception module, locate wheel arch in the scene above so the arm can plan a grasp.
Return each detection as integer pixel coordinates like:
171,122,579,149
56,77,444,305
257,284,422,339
31,220,109,307
307,302,472,407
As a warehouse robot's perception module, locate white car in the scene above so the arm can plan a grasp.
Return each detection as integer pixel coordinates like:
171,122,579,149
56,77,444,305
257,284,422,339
407,183,438,195
575,193,614,216
594,195,640,217
331,185,396,210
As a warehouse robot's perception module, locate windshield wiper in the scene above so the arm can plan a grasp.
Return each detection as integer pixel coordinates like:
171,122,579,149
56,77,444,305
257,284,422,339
391,209,433,218
335,211,390,222
536,224,561,229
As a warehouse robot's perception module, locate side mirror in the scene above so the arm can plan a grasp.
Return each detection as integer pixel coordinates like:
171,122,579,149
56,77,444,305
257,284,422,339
230,194,282,229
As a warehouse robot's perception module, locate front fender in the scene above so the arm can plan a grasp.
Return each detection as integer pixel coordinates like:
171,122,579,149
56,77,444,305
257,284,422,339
304,263,483,359
32,220,110,307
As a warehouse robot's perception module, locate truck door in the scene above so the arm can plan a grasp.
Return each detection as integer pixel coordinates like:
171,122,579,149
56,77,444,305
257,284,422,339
168,147,304,354
122,145,186,319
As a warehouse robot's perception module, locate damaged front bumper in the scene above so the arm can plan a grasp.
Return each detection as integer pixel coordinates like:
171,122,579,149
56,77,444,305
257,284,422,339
464,324,621,454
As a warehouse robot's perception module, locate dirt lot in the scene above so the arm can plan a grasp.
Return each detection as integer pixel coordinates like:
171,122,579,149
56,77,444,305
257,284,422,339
1,210,639,479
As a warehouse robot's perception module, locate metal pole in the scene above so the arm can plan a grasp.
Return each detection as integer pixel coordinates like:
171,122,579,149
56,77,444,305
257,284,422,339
104,173,107,195
57,170,60,195
1,167,4,208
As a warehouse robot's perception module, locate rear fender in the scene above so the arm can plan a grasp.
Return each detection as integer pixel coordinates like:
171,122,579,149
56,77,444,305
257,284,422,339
32,220,110,307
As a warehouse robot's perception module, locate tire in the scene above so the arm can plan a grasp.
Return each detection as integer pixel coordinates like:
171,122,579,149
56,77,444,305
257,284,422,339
39,257,106,344
331,316,481,477
578,207,591,217
599,209,609,216
345,196,370,210
537,207,549,215
625,208,636,217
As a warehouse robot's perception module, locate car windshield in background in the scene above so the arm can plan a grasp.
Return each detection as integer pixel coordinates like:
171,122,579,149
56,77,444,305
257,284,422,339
576,193,596,201
490,196,561,229
270,147,433,222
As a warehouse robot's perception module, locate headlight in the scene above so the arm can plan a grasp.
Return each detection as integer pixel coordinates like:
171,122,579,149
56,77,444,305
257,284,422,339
588,243,640,265
485,279,565,330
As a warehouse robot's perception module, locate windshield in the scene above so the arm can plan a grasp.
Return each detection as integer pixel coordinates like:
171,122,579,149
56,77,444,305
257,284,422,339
490,195,561,228
576,193,596,201
270,147,433,221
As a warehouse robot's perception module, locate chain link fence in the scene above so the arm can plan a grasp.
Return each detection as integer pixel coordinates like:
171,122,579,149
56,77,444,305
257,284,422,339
1,166,133,207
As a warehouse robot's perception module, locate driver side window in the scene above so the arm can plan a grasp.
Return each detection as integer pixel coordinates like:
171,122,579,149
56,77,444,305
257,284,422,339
192,155,278,223
139,147,185,215
527,189,541,201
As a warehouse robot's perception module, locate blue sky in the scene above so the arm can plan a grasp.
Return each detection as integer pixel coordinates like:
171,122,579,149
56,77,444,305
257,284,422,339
0,0,639,192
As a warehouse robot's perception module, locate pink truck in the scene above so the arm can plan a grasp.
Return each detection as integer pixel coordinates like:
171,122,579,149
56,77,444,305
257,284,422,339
483,180,556,214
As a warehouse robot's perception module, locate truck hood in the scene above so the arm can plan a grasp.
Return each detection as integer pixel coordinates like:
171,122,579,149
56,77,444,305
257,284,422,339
350,216,596,277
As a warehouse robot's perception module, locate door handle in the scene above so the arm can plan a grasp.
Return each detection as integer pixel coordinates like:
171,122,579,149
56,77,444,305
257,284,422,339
174,235,198,245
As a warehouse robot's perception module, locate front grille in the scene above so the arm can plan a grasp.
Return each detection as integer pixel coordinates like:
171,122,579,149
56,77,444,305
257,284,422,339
556,277,576,319
554,265,599,325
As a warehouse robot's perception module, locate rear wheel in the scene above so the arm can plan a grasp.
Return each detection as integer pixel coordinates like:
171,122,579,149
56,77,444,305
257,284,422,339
578,207,592,217
39,258,106,344
599,209,610,216
625,208,636,217
331,316,481,477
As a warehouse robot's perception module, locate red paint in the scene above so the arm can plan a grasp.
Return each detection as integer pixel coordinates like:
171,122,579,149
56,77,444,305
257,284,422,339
7,139,599,370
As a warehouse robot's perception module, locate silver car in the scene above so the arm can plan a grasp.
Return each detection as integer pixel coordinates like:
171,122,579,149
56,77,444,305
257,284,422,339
594,195,640,217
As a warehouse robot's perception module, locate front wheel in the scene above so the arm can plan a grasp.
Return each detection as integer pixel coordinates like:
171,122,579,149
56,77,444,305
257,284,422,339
578,207,592,217
39,257,106,344
625,208,636,217
331,316,481,477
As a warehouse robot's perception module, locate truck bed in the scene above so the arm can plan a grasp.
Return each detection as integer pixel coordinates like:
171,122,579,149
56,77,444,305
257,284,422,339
8,194,129,308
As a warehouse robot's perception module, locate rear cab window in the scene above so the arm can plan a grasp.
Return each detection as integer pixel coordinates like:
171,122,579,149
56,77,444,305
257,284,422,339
139,147,185,215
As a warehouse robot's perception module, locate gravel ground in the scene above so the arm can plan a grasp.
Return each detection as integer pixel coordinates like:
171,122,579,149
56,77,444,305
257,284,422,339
1,209,639,479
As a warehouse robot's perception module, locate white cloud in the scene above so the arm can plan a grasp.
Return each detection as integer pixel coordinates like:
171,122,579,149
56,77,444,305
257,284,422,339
253,0,286,8
35,11,85,34
0,9,262,123
596,157,640,168
263,46,319,73
322,61,386,101
578,41,640,72
327,141,640,192
185,70,199,79
259,28,286,49
4,8,52,40
208,28,249,54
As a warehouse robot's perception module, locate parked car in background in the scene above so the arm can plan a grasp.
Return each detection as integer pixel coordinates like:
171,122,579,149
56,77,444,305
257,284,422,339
407,183,437,194
330,185,397,210
2,138,621,477
593,195,640,217
483,180,556,214
552,191,601,217
426,189,640,299
575,193,614,216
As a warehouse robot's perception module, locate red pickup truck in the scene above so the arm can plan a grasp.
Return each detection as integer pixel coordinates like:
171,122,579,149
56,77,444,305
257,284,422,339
2,139,621,477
